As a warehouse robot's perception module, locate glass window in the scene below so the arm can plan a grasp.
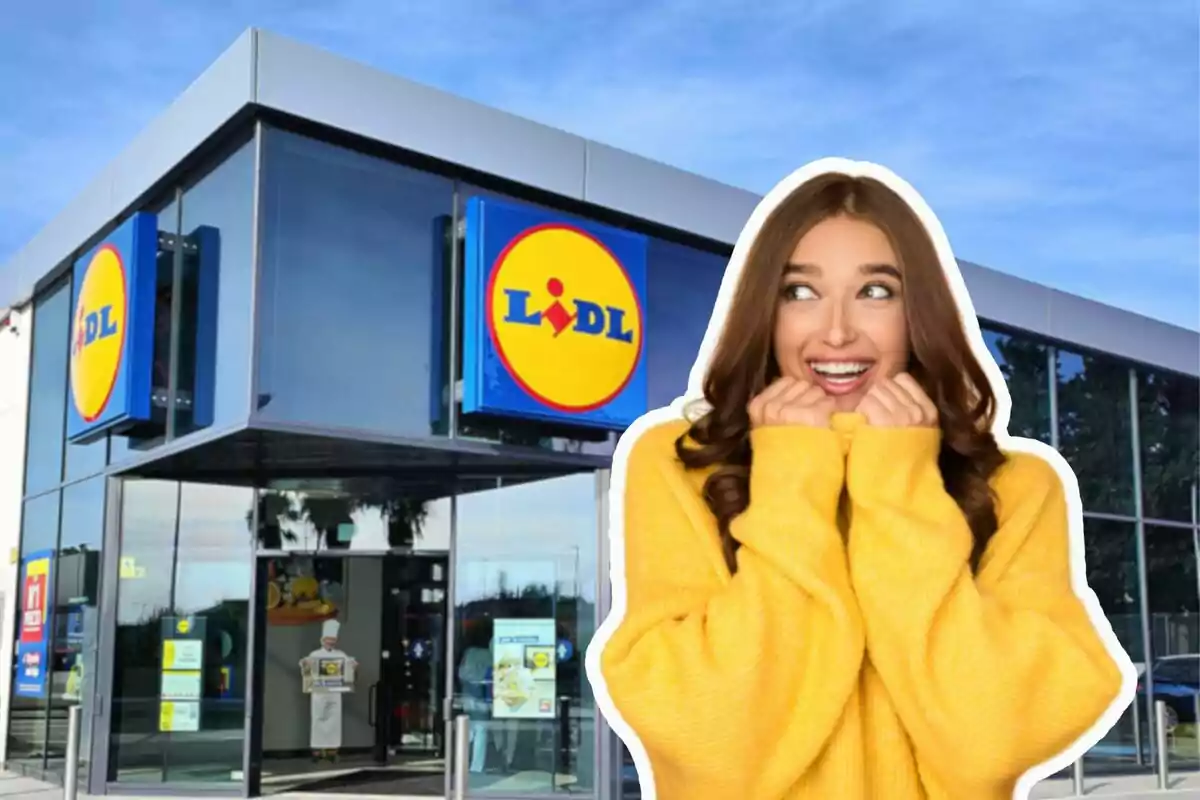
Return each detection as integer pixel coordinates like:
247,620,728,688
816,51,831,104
8,492,62,765
255,484,451,554
1057,349,1136,515
256,128,454,438
167,483,254,781
645,238,728,409
1145,525,1200,660
1082,517,1143,768
1138,370,1200,523
108,479,177,783
24,282,69,496
108,479,255,784
172,139,256,438
1144,524,1200,768
45,477,105,785
451,473,599,795
981,327,1052,444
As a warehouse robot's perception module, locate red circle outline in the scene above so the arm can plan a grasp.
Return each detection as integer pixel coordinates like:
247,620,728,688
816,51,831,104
484,222,644,413
71,244,127,423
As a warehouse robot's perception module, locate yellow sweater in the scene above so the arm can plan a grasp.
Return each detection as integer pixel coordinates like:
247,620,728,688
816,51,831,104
599,412,1123,799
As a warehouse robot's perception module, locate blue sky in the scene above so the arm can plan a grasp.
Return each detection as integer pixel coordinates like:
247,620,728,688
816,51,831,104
1,1,1197,329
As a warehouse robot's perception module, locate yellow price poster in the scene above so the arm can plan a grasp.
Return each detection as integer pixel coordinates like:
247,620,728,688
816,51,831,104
159,700,200,732
162,639,203,671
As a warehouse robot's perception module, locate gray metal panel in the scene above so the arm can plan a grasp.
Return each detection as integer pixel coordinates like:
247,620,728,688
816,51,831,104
253,30,588,200
584,140,759,244
1049,288,1200,376
960,260,1052,334
0,30,255,310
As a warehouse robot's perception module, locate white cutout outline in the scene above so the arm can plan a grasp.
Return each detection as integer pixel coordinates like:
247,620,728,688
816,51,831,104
584,157,1139,800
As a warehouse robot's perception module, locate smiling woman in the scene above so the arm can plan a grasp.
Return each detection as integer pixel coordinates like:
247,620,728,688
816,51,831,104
591,159,1133,800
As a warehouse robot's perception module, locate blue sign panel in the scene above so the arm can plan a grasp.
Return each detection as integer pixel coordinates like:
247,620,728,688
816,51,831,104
14,550,54,698
462,197,649,430
66,211,158,444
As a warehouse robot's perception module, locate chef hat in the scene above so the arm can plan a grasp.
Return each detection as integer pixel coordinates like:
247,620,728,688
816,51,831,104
322,619,340,640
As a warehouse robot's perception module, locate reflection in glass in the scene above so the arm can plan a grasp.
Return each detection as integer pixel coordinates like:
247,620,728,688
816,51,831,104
1138,370,1200,523
1057,350,1136,515
645,238,728,409
1082,517,1143,768
1144,526,1200,767
981,328,1051,444
7,492,62,766
24,282,69,496
45,478,105,786
108,480,254,784
255,486,448,554
256,128,454,437
173,140,256,437
453,473,598,795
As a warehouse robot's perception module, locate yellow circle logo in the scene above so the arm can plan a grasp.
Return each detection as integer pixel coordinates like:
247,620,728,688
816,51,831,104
487,224,643,412
176,619,190,634
70,245,127,423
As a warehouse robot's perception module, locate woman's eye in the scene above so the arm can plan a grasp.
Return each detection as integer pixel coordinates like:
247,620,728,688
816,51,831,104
783,284,817,301
861,283,894,300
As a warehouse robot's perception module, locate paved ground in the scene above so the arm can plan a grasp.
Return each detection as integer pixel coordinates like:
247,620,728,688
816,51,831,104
5,769,1200,799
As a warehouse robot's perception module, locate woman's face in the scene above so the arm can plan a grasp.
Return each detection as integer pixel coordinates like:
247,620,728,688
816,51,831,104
772,213,910,412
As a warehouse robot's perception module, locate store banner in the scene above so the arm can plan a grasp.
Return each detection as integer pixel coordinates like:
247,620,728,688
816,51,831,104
492,618,558,720
15,550,54,698
461,196,649,430
66,211,159,444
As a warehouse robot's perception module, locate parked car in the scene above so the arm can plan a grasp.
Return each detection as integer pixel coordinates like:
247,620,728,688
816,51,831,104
1138,653,1200,730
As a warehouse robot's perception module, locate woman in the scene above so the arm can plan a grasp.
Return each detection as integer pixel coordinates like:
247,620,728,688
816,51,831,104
587,159,1134,800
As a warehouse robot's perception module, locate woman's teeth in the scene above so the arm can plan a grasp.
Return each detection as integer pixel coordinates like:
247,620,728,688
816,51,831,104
810,362,871,384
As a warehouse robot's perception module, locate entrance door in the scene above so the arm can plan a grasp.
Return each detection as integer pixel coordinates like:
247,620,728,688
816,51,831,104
448,473,601,798
372,553,449,794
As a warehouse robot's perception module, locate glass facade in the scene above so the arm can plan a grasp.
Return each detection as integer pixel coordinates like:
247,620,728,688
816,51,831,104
108,479,254,784
4,117,1199,799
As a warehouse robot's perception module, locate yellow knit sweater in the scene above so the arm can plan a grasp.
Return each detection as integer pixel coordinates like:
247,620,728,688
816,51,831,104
599,412,1123,799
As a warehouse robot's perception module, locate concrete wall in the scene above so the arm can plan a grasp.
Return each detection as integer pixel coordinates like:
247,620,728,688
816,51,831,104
0,307,31,763
262,557,383,754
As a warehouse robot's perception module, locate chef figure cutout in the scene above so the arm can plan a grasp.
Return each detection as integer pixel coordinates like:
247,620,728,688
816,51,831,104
299,619,357,761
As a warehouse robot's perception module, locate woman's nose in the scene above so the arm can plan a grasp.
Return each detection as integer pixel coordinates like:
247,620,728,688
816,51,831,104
821,300,857,347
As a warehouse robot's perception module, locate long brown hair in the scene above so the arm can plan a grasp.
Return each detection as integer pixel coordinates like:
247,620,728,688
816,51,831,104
676,174,1007,574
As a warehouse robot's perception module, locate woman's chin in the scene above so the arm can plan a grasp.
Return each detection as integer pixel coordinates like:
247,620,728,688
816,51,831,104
832,394,864,414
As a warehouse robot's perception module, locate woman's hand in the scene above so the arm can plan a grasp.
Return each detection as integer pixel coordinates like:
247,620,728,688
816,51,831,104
856,373,938,428
748,377,836,429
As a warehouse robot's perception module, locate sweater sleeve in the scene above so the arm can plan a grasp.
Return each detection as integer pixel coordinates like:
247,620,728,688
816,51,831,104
599,422,865,799
845,428,1125,795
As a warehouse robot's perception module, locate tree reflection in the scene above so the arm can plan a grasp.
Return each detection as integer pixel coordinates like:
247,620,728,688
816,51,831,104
983,328,1051,443
251,490,430,550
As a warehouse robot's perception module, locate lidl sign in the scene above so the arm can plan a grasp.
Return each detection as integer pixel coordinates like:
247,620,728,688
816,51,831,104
462,197,648,430
66,212,158,444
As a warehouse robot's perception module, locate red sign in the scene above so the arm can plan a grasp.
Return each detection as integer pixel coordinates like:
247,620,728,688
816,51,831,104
20,560,49,644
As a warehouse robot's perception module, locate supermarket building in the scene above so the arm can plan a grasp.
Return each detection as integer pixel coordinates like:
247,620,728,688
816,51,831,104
0,27,1197,800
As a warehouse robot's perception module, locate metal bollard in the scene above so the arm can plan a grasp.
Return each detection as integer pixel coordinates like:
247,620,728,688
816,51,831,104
453,714,470,800
63,705,82,800
1155,700,1170,789
1071,758,1084,795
